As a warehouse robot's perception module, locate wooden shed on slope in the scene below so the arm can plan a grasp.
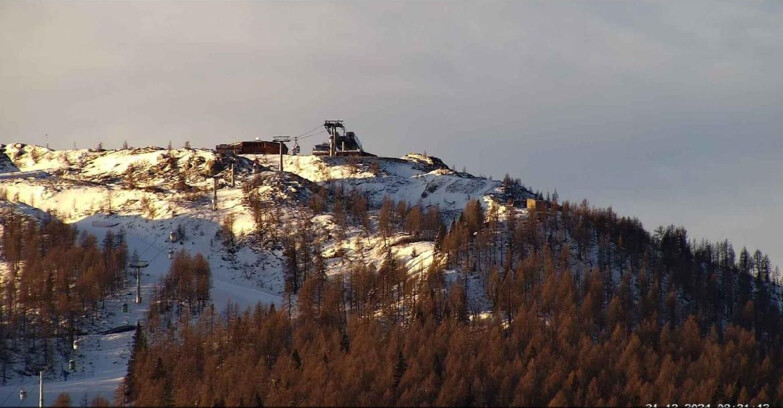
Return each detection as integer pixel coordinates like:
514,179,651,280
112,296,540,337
216,140,287,155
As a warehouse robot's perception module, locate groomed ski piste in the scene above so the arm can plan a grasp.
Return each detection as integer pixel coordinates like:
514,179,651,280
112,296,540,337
0,143,530,405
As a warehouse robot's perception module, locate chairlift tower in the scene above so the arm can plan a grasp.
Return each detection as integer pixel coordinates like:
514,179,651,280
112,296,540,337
323,120,344,157
129,261,149,304
39,369,44,408
273,136,290,173
229,157,236,187
23,364,49,408
211,175,220,210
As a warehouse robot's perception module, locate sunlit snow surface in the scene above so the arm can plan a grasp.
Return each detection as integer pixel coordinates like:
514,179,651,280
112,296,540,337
0,144,530,404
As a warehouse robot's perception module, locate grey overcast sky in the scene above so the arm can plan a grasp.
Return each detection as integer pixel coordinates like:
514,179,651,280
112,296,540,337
1,1,782,266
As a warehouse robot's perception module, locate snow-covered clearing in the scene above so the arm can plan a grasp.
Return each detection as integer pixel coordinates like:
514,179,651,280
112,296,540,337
0,144,534,405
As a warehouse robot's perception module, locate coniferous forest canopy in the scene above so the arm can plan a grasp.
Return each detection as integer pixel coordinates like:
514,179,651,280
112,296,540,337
3,175,783,407
0,212,128,381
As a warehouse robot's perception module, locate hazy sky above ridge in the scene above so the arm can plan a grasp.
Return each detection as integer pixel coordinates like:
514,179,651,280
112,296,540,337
2,1,782,266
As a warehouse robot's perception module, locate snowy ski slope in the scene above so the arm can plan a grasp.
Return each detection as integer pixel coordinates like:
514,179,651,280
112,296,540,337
0,143,533,404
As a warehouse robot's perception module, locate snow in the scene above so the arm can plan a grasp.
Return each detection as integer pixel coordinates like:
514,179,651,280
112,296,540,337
0,149,286,404
251,153,519,220
0,144,536,404
0,209,285,404
0,152,19,174
0,289,135,406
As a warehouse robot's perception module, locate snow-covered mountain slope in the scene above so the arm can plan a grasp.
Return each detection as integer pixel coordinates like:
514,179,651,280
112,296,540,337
0,147,19,173
0,146,280,405
0,144,535,405
254,152,531,219
0,144,535,298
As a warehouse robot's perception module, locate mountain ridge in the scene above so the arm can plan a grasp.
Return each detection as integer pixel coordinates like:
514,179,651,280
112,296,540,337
1,142,781,406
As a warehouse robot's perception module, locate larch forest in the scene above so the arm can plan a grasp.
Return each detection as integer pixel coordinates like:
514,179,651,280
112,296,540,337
1,146,782,407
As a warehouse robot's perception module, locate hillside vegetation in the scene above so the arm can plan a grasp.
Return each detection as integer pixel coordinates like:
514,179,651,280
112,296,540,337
0,143,780,406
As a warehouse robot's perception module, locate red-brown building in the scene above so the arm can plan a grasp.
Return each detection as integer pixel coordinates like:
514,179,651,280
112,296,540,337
216,141,287,155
